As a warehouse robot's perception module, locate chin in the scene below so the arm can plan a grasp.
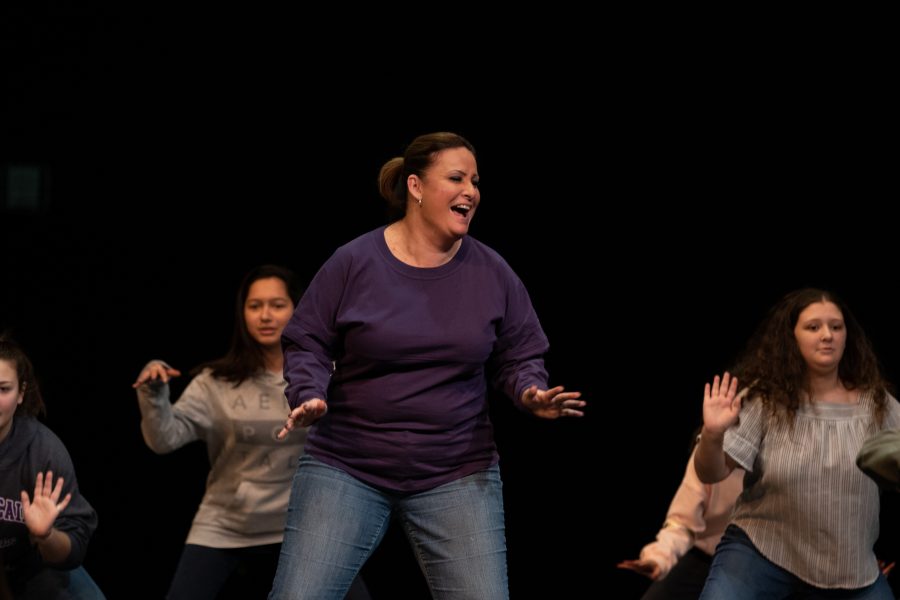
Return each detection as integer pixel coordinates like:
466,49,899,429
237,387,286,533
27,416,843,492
450,224,471,238
814,361,841,371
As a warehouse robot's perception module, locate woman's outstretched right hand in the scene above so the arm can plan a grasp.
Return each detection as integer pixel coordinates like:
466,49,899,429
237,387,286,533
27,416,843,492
132,361,182,388
21,471,71,540
277,398,327,438
702,372,743,435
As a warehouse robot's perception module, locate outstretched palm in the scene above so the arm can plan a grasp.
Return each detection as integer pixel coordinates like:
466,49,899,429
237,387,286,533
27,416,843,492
521,385,585,419
703,372,744,435
21,471,71,539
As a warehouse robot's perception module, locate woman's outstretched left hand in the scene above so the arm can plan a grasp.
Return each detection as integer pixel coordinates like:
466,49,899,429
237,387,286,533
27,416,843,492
521,385,585,419
277,398,328,439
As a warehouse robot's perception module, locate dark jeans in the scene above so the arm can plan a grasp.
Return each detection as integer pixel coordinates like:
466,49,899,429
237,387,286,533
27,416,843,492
168,543,370,600
699,525,894,600
642,547,712,600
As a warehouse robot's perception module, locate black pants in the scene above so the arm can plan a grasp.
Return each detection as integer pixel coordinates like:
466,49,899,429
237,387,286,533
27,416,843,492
167,543,371,600
641,547,713,600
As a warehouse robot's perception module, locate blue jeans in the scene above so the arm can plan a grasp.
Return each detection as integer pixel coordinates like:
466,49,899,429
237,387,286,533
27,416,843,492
268,456,509,600
699,525,894,600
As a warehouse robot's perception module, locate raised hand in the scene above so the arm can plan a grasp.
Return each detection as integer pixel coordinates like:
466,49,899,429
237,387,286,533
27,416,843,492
703,372,744,436
277,398,328,439
21,471,71,540
521,385,585,419
132,361,182,388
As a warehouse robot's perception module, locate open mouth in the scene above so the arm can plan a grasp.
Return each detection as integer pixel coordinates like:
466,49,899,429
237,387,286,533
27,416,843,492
451,204,472,217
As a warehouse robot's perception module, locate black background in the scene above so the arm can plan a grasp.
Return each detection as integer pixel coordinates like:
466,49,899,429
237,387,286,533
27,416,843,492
3,6,898,598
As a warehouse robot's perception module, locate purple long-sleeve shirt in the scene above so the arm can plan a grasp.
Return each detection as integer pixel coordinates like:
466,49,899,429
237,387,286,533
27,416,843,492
282,227,549,492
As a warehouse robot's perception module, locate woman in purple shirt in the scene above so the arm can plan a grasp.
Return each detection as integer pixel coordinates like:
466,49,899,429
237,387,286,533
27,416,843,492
269,132,585,599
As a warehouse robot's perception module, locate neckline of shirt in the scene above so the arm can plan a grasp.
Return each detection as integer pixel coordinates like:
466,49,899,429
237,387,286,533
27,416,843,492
374,225,471,280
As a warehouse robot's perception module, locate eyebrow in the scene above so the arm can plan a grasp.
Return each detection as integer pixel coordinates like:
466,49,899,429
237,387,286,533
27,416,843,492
246,296,291,302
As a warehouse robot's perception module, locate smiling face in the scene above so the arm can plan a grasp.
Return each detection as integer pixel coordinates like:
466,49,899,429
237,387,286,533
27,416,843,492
243,277,295,349
408,146,480,241
0,359,24,443
793,300,847,375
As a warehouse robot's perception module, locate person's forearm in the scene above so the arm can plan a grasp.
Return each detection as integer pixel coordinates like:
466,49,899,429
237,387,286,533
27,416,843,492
641,524,692,579
34,527,72,564
694,428,731,483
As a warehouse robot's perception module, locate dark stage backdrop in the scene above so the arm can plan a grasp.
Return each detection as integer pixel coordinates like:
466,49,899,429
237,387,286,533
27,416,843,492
3,8,899,598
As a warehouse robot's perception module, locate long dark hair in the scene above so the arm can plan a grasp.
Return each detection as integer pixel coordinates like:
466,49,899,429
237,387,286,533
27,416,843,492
193,265,304,386
378,132,477,221
733,288,889,425
0,337,45,417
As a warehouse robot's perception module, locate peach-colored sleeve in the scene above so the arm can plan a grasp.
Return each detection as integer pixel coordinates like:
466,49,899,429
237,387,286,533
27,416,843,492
640,450,743,579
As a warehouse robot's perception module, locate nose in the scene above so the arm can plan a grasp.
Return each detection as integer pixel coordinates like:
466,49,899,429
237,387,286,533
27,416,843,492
821,326,833,340
260,305,272,321
463,181,477,199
